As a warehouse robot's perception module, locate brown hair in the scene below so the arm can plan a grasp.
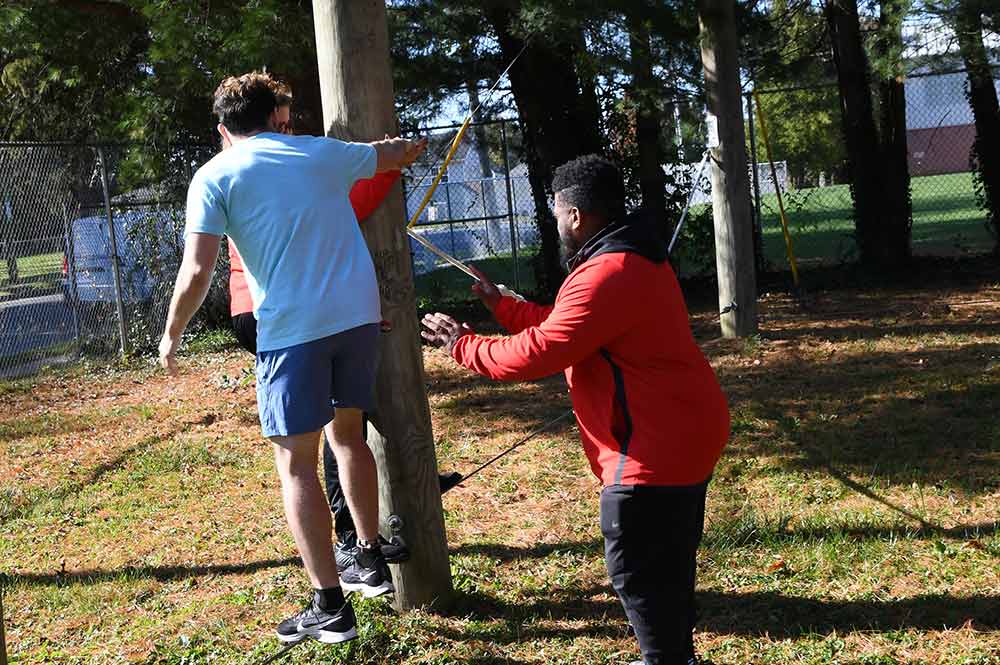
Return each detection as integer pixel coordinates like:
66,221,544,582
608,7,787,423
212,71,293,135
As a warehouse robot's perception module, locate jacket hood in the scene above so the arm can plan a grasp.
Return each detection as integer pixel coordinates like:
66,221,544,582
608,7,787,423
565,207,669,272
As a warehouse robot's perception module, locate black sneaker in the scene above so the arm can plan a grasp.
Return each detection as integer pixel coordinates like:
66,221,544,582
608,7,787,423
275,598,357,644
379,535,410,564
339,543,394,598
335,533,410,572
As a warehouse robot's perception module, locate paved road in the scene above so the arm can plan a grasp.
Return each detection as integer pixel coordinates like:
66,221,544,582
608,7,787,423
0,293,78,377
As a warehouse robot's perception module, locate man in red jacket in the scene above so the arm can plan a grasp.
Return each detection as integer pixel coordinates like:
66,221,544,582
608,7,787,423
421,155,730,665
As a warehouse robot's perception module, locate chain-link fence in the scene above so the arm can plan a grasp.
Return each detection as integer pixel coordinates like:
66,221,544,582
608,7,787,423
0,142,220,379
402,119,539,303
0,129,538,379
750,68,1000,269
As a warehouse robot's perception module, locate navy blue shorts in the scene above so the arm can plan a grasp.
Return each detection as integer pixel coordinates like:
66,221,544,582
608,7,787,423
255,323,379,438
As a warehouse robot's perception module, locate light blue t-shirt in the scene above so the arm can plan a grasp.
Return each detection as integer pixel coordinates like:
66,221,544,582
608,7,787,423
185,133,380,352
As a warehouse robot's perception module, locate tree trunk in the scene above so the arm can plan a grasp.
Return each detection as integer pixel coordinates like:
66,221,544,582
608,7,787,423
627,7,667,224
698,0,759,338
955,1,1000,254
826,0,910,268
312,0,453,611
482,2,604,298
287,62,326,137
875,0,912,263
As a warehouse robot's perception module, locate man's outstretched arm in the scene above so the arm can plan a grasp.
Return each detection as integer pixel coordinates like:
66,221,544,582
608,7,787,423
423,262,640,382
159,232,222,374
371,136,427,173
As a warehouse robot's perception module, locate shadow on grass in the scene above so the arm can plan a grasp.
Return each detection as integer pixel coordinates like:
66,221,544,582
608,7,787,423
0,430,177,522
435,582,998,644
0,411,98,444
703,514,999,547
5,556,299,588
755,252,999,294
699,590,1000,637
450,539,602,562
720,342,1000,496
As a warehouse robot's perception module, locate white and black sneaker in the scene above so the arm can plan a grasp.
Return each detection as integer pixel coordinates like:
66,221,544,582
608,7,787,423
275,598,357,644
339,542,394,598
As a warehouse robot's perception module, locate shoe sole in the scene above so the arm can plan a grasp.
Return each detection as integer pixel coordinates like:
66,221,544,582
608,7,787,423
340,579,395,598
276,625,358,644
316,626,358,644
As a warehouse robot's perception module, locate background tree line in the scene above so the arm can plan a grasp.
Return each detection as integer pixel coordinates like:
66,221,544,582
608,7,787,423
2,0,998,295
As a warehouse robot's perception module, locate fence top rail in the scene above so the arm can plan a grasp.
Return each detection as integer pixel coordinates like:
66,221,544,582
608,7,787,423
401,117,518,134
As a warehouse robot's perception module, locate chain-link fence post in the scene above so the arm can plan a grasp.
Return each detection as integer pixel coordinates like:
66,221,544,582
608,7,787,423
61,202,81,348
500,120,520,291
96,147,130,357
746,90,766,275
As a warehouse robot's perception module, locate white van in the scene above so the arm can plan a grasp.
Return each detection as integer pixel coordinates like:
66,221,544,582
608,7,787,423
62,209,182,305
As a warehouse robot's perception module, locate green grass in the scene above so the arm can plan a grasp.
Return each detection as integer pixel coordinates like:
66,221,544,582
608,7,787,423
760,172,996,269
414,172,998,291
0,251,64,301
415,250,539,307
0,251,62,283
1,264,999,664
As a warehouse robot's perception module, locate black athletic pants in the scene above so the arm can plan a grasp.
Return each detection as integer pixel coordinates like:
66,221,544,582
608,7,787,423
233,313,357,538
600,480,708,665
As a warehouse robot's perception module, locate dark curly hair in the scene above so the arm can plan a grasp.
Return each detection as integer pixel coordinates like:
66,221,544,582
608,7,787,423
551,154,626,223
212,71,292,135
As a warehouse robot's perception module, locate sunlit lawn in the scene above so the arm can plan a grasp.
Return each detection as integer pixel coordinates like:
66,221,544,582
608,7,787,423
1,260,999,664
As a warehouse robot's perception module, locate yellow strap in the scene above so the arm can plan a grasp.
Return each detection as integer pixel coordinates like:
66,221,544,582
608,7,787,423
753,91,800,287
407,116,473,229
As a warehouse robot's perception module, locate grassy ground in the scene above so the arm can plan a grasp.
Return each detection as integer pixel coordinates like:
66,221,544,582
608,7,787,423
760,173,996,269
2,259,999,664
418,172,998,289
0,252,62,283
0,251,63,300
415,251,538,308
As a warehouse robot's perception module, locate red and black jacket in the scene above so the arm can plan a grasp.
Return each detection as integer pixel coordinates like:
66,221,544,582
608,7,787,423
451,214,730,487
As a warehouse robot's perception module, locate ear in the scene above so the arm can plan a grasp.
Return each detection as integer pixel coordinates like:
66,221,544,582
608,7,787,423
217,123,232,150
570,207,584,233
266,108,281,132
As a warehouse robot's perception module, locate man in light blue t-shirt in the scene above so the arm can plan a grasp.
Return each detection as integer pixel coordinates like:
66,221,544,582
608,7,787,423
158,71,426,646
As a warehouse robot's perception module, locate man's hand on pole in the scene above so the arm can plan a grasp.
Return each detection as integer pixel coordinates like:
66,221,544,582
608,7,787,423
421,313,473,355
374,136,427,172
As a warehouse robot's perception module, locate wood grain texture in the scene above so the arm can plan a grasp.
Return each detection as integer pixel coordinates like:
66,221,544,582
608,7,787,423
313,0,453,610
698,0,759,337
1,592,7,665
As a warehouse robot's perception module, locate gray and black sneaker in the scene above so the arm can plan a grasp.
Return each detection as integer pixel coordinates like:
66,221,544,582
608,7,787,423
335,532,410,572
339,542,394,598
275,598,357,644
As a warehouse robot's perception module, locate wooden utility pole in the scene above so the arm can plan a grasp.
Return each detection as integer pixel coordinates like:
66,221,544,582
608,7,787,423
1,590,7,665
312,0,453,609
698,0,758,337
